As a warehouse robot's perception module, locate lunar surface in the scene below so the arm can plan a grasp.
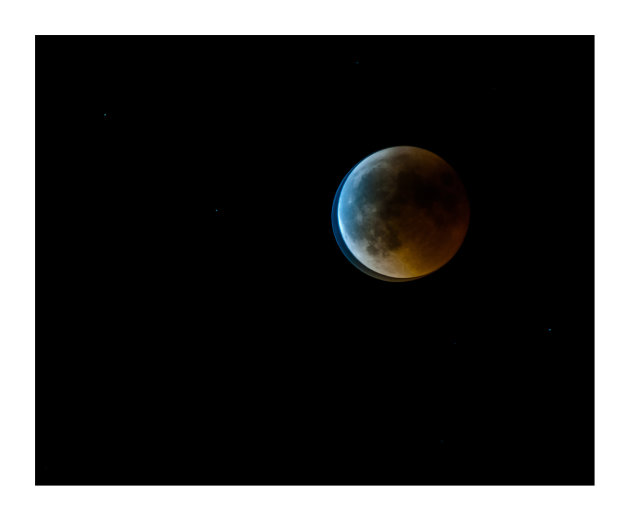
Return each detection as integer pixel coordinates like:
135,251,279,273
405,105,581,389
332,146,470,281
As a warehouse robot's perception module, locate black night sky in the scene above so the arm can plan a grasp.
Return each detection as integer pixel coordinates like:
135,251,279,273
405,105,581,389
36,36,594,485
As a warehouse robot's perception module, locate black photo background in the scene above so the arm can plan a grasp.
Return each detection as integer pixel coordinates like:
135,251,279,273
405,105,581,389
36,36,594,485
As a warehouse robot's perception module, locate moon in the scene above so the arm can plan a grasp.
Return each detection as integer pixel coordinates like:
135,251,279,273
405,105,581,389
332,146,470,282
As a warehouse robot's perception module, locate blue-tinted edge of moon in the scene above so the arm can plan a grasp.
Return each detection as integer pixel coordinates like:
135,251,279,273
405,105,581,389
331,160,422,283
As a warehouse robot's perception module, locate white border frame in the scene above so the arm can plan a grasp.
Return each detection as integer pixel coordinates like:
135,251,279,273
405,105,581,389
1,1,627,519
